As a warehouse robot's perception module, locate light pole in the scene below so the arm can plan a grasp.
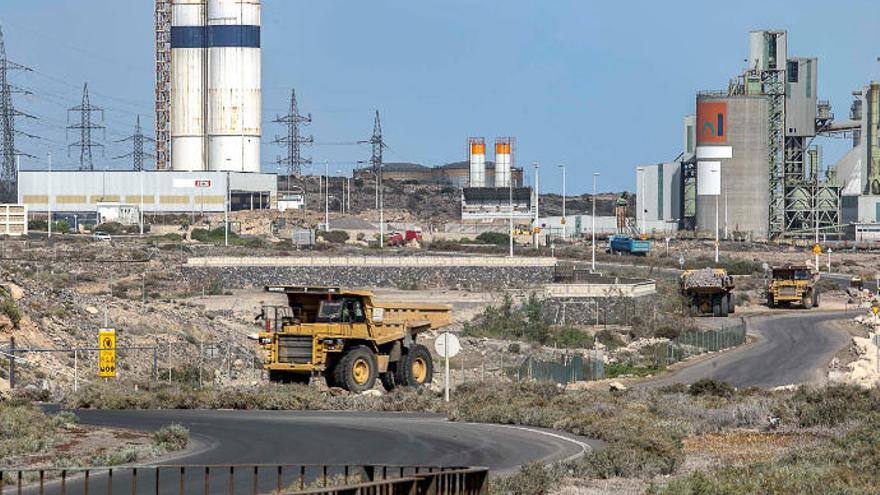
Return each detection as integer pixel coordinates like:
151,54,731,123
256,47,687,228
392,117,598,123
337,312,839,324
509,175,514,258
592,172,599,272
558,164,566,240
636,167,645,235
224,171,230,247
47,152,52,239
533,162,540,249
324,161,330,231
337,170,344,215
139,168,144,236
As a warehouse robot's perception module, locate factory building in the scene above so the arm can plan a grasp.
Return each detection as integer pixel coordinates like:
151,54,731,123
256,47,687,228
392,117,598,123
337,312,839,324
170,0,262,173
635,29,857,240
352,162,524,188
461,137,535,222
635,162,682,234
17,170,276,224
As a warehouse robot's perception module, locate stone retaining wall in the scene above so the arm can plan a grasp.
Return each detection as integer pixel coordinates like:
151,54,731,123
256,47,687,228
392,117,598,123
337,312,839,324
183,264,556,290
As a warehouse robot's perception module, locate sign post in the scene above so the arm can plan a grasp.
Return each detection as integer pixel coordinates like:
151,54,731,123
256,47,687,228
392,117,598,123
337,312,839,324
98,328,116,378
434,332,461,402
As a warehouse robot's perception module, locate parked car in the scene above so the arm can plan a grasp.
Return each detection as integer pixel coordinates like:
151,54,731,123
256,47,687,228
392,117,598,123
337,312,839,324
91,231,112,242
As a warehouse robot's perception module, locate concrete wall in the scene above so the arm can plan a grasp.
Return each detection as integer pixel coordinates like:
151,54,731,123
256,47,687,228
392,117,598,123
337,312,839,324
636,162,682,231
696,96,770,238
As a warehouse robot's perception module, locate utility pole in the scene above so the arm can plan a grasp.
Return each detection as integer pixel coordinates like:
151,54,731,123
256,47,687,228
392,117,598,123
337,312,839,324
273,89,313,188
368,111,385,247
324,160,329,231
533,162,540,249
592,172,599,272
558,164,566,240
509,177,514,258
67,83,105,171
114,115,155,171
0,26,35,203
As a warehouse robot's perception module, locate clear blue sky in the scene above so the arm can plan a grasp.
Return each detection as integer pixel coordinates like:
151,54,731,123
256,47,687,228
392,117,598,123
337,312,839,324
3,0,879,193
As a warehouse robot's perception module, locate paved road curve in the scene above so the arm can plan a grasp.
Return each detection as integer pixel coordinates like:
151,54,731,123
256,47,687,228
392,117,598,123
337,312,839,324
73,410,595,472
647,310,856,389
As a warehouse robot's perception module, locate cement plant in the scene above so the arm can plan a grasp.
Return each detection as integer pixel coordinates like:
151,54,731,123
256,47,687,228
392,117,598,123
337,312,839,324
1,2,880,495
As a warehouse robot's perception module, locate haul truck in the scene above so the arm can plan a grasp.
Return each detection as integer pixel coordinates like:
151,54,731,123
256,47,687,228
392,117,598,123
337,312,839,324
680,268,736,317
254,286,452,392
767,264,820,309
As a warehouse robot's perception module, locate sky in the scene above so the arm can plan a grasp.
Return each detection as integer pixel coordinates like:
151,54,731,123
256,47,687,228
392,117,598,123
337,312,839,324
2,0,880,194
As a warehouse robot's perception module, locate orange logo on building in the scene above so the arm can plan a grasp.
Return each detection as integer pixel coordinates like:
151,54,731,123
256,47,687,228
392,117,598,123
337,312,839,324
697,102,727,144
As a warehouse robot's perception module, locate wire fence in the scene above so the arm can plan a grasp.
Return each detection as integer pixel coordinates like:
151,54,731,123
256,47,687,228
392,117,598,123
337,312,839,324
3,336,261,393
613,318,748,370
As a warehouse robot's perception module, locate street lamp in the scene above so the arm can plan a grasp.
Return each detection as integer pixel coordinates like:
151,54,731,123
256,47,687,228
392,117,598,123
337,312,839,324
47,152,52,239
636,167,645,235
324,161,330,231
558,164,566,240
337,170,344,215
533,162,540,249
592,172,599,272
509,174,514,258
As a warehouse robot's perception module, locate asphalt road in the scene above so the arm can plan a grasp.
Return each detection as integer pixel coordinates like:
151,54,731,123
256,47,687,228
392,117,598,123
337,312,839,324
647,310,856,389
18,410,596,494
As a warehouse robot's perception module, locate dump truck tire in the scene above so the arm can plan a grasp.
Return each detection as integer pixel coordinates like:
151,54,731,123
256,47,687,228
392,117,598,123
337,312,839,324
720,294,729,317
728,293,736,314
334,346,378,393
813,290,820,308
399,345,434,387
802,292,812,309
767,293,775,308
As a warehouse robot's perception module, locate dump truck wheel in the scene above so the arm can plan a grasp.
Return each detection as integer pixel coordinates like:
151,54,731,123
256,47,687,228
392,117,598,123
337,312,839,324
767,294,775,308
380,369,398,391
802,292,812,309
720,294,729,317
728,293,736,314
813,290,820,308
334,346,378,392
399,345,433,387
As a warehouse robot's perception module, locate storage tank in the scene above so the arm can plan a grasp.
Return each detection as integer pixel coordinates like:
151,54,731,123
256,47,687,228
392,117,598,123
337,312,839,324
207,0,261,173
171,0,207,171
695,95,770,239
468,138,486,187
494,138,512,188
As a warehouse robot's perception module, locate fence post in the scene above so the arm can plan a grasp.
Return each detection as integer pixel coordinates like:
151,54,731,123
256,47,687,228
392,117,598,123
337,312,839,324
152,347,158,382
74,350,78,393
8,336,14,389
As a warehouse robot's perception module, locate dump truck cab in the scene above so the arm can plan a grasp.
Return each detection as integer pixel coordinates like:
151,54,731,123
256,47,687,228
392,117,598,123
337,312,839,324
255,286,451,392
767,264,819,309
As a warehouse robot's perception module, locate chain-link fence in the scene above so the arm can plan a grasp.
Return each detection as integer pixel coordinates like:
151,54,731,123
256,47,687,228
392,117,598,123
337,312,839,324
612,318,747,370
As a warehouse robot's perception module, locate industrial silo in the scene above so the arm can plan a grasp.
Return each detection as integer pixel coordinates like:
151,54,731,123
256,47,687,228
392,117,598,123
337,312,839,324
468,138,486,187
494,138,512,188
171,0,207,171
695,95,770,239
207,0,262,173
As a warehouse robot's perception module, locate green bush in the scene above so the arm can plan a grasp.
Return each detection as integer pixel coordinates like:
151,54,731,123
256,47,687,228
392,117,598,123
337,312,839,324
152,424,190,451
475,232,509,246
689,379,735,398
0,293,22,326
774,384,880,428
28,219,48,231
462,293,552,346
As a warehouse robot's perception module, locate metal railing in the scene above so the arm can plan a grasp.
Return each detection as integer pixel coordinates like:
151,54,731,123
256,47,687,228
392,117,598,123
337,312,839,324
0,464,489,495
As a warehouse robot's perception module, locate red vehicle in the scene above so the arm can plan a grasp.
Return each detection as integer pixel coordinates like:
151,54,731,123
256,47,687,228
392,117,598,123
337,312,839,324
387,230,423,247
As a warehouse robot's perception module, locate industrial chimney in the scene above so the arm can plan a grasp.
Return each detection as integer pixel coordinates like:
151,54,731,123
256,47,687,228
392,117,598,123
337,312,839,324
468,137,486,187
494,137,512,188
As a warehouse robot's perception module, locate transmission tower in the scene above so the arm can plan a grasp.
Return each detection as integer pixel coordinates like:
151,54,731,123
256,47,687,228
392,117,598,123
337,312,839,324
154,0,172,171
0,25,35,202
67,83,105,171
272,89,313,177
114,115,155,171
369,110,385,173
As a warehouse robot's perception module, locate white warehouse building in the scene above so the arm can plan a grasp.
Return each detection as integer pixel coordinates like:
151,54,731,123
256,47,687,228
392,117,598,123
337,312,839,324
18,170,276,223
635,162,682,234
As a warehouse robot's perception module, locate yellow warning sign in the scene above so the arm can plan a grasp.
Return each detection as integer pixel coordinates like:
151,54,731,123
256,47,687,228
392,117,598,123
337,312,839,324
872,306,879,316
98,329,116,378
812,244,822,255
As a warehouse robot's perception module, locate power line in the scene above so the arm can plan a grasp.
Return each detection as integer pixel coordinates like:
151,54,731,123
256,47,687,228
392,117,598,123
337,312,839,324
66,83,105,171
272,89,313,177
114,115,154,171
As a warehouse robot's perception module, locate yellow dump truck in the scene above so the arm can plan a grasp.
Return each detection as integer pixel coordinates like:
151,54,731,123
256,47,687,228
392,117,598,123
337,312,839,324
680,268,736,317
767,264,820,309
254,286,452,392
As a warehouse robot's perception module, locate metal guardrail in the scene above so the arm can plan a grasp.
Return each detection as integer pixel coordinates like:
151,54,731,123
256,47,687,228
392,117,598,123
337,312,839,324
0,464,489,495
